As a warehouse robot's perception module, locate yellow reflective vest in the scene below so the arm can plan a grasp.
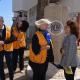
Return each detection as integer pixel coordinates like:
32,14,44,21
29,31,48,64
0,26,13,52
12,26,19,49
13,27,26,49
17,32,26,48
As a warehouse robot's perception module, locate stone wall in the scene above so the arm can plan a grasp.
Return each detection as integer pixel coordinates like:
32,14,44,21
44,4,69,63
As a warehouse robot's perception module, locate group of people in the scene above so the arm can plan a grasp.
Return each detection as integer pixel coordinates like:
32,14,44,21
29,19,78,80
0,15,78,80
0,16,29,80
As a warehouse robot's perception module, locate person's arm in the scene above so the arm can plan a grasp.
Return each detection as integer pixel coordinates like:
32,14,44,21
4,34,17,44
32,34,41,55
60,37,66,54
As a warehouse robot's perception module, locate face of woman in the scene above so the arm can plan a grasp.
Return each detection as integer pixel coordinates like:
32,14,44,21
64,26,71,35
40,24,49,30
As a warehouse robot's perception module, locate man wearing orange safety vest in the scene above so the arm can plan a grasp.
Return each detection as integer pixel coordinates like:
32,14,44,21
0,16,16,80
12,20,29,73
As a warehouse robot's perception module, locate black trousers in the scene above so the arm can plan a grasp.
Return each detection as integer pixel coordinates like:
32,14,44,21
64,67,76,80
12,48,24,71
29,60,48,80
0,52,13,80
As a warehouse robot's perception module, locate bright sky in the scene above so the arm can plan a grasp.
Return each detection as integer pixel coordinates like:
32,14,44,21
0,0,13,26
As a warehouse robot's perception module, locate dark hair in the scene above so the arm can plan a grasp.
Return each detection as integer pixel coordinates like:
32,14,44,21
0,16,4,22
19,20,29,32
66,20,78,38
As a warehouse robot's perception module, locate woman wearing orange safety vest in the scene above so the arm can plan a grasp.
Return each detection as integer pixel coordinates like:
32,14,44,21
12,20,29,73
29,19,54,80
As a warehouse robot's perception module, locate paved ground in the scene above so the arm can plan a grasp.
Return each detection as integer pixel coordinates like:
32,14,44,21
5,63,80,80
4,50,80,80
27,63,80,80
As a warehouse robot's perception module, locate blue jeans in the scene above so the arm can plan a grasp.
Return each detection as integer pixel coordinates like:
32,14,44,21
0,51,13,80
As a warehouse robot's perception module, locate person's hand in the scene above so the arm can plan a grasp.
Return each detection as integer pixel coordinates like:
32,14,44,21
60,48,62,53
46,45,50,50
60,48,64,55
41,45,50,50
0,41,4,45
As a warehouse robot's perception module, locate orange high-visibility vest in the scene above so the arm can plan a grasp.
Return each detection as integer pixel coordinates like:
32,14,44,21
13,26,26,49
29,31,48,64
4,26,13,51
18,32,26,48
0,45,4,51
13,40,19,49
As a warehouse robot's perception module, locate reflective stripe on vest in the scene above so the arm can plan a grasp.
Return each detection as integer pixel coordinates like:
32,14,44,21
29,31,48,64
4,27,13,51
